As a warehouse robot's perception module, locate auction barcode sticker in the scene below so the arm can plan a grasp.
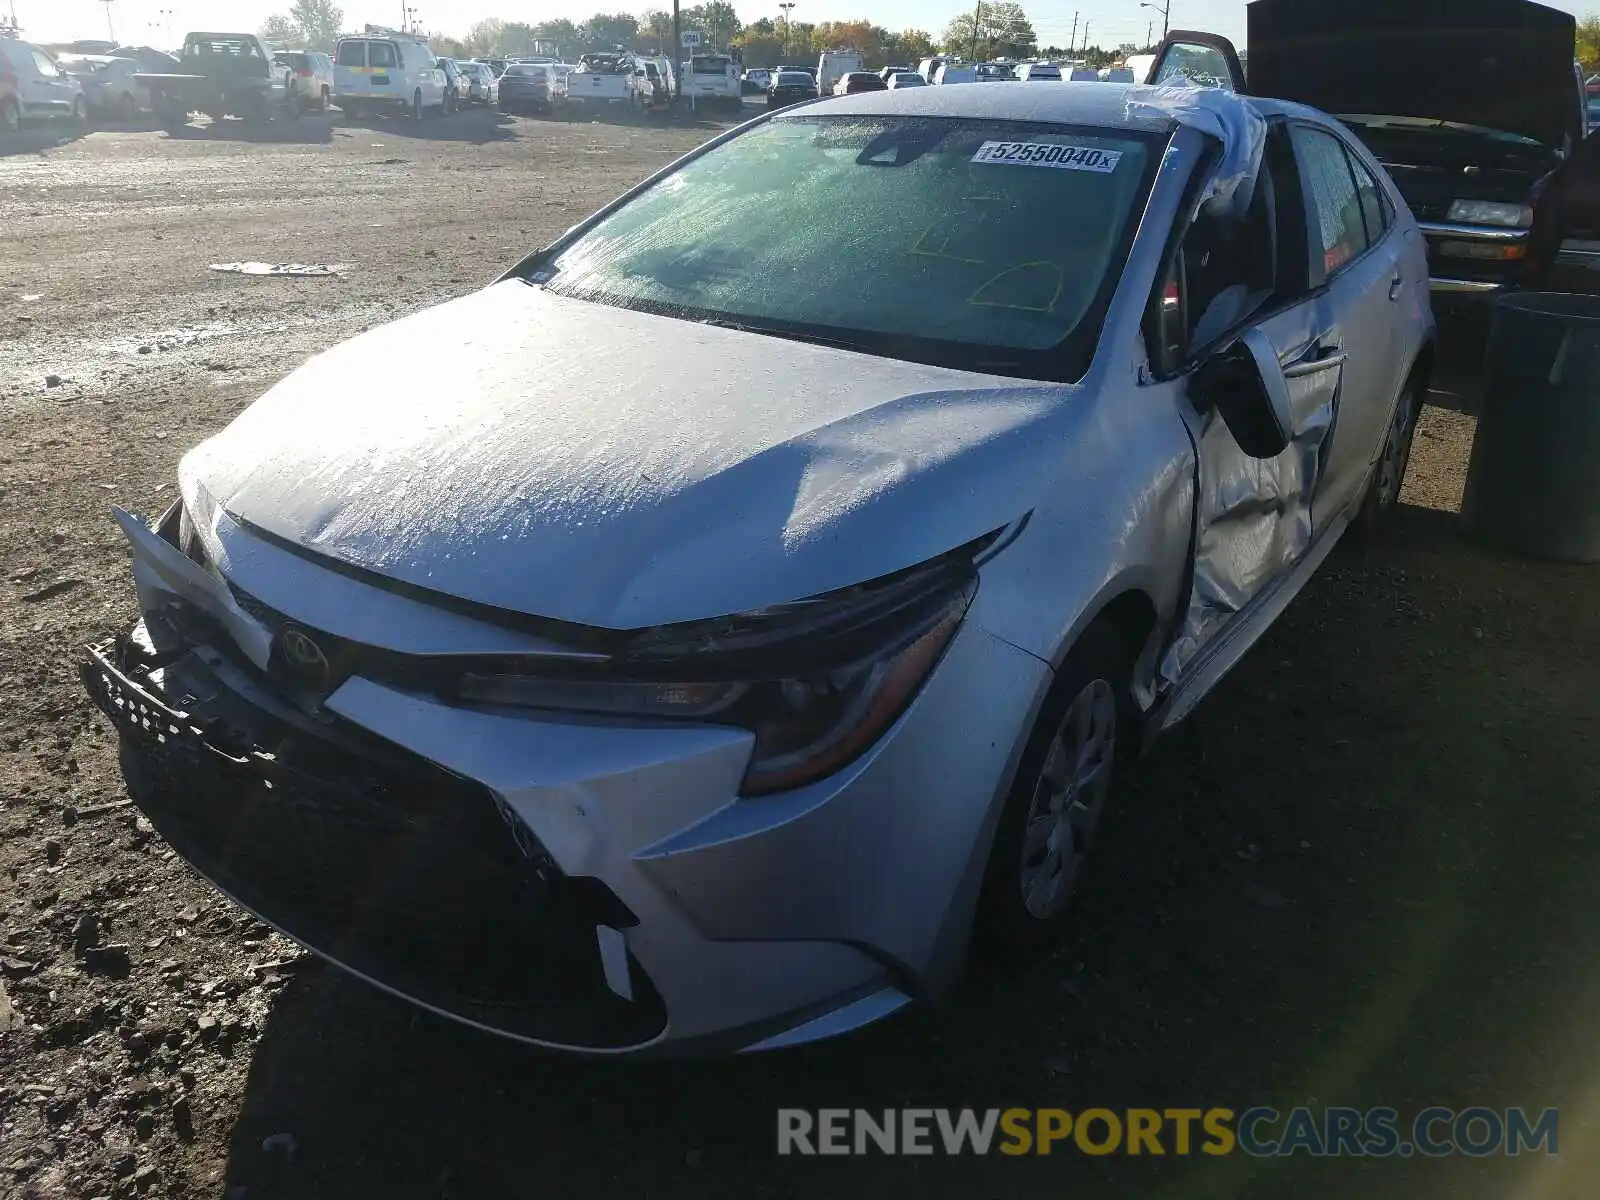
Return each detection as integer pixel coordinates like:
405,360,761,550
971,141,1123,172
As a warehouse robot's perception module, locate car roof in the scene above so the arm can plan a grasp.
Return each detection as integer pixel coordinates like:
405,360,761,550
799,80,1244,131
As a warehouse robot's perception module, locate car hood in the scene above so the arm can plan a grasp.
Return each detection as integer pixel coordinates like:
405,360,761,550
1247,0,1582,149
183,282,1074,629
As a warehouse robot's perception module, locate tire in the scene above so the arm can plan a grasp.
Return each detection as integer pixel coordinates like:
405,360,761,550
70,96,87,127
1354,370,1423,535
975,621,1134,957
1,98,19,135
118,92,136,123
320,86,330,112
412,89,424,120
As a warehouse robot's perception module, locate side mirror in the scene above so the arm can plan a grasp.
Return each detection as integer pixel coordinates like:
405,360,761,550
1190,327,1293,458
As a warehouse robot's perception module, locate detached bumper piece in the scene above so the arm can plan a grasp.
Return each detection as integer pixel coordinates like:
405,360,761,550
81,629,667,1051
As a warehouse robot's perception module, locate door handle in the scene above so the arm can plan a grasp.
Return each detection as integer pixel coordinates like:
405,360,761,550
1389,272,1404,301
1283,339,1346,379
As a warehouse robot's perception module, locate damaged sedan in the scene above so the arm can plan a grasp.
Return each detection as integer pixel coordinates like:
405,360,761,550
83,81,1434,1056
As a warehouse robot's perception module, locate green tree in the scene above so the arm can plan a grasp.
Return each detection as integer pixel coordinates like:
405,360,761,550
638,8,674,49
683,1,741,48
581,12,640,51
534,18,580,57
260,14,299,45
500,22,540,54
1579,15,1600,71
287,0,342,50
463,19,504,55
942,2,1035,59
734,32,783,66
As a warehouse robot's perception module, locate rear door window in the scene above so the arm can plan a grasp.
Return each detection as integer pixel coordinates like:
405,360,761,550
1289,124,1371,276
369,42,399,70
335,41,367,68
1346,152,1389,247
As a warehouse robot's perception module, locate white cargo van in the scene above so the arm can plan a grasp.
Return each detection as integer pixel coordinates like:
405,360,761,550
333,26,446,119
933,63,977,85
817,49,864,96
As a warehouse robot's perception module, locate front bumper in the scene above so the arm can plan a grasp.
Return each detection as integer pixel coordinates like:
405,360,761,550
83,507,1049,1055
1419,220,1530,298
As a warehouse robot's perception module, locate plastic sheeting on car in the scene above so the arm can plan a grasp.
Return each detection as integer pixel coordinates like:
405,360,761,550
1124,81,1266,219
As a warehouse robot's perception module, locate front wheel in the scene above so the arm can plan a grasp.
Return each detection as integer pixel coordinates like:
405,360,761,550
118,92,136,123
411,89,424,120
70,96,87,127
976,622,1132,956
1,97,20,135
319,86,330,112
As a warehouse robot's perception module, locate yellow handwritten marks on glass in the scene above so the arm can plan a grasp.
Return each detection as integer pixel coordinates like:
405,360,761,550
968,262,1066,313
908,220,986,265
970,141,1124,173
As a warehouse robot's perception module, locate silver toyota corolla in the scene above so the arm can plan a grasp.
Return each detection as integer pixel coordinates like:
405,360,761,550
84,79,1434,1056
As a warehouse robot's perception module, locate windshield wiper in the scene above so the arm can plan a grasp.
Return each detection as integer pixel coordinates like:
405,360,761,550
698,318,874,354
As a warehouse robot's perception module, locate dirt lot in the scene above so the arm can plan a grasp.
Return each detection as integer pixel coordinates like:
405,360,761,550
3,107,1600,1200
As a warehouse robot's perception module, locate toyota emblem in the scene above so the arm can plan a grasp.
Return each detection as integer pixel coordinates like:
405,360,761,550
277,627,330,686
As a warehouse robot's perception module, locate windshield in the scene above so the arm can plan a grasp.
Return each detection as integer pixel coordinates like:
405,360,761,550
776,72,811,86
1026,67,1061,80
692,56,730,73
538,115,1159,379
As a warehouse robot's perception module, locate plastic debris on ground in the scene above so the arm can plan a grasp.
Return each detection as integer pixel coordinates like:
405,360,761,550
208,263,350,277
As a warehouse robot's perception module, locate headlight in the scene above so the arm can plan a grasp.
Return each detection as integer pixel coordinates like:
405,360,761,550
175,481,221,569
1446,199,1534,228
458,549,986,796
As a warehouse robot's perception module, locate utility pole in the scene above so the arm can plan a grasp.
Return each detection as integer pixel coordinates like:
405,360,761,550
1080,21,1089,55
968,0,981,60
778,1,794,56
1068,11,1077,55
1145,20,1152,48
100,0,115,41
672,0,681,99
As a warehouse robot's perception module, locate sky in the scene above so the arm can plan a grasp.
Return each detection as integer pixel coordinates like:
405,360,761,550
11,0,1598,55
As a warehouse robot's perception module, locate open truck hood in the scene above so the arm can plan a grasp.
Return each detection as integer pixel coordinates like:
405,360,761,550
183,281,1068,629
1247,0,1582,150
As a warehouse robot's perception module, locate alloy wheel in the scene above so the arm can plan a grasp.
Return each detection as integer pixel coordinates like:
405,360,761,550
1018,678,1117,920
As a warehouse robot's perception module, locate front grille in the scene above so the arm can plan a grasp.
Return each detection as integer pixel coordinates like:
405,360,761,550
83,636,667,1050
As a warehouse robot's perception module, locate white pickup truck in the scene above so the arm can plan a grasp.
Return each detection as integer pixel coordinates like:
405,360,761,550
564,52,633,111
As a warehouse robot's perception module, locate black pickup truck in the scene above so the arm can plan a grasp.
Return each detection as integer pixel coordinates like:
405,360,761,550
1147,0,1600,309
137,32,295,127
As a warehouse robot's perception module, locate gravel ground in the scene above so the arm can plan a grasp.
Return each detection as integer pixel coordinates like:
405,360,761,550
3,108,1599,1200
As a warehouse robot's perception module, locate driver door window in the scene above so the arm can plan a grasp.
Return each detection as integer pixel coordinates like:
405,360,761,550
1148,124,1309,373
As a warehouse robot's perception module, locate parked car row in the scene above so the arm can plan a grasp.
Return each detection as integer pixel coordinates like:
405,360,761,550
1,35,180,131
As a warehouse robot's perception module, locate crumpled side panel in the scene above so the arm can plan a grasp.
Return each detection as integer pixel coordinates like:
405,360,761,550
1159,370,1334,685
1125,83,1266,218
